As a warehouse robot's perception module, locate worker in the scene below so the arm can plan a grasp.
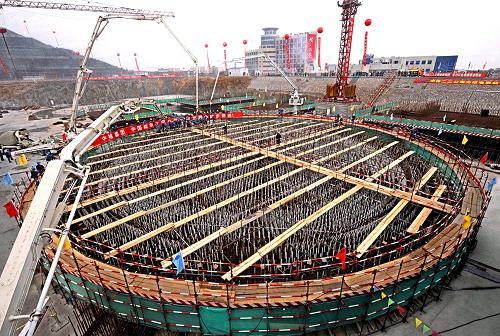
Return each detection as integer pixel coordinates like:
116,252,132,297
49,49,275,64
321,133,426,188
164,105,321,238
46,151,54,162
276,132,282,145
223,124,228,135
5,149,12,163
36,161,45,175
0,148,4,161
30,166,39,181
351,115,356,124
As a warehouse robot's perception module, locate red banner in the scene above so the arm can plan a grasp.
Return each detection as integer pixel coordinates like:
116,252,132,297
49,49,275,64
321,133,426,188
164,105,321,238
414,78,500,85
422,71,487,78
306,33,317,63
91,112,244,147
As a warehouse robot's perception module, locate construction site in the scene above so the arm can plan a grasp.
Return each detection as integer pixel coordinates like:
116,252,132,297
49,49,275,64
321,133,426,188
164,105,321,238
0,1,499,336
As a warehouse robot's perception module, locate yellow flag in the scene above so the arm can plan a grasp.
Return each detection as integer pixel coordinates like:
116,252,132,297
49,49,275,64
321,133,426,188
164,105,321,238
275,103,279,109
415,317,422,328
462,135,468,145
463,213,472,229
381,292,387,299
263,102,266,107
55,235,72,250
252,102,256,107
134,114,139,121
19,154,28,166
221,105,225,111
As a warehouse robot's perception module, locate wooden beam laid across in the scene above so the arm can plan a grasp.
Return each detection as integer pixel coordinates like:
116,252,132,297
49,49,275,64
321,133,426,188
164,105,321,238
407,185,447,234
75,126,344,209
191,128,454,213
83,160,283,239
161,139,399,268
220,151,416,281
356,167,438,255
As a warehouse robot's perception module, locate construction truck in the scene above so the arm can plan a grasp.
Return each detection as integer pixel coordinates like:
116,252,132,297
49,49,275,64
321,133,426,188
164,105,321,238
0,129,34,150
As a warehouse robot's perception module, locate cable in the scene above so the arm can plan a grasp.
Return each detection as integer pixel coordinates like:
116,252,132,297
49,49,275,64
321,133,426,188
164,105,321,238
439,311,500,334
444,285,500,291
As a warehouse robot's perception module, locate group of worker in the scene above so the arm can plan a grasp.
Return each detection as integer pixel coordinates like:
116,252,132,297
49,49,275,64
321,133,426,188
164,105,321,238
0,148,14,163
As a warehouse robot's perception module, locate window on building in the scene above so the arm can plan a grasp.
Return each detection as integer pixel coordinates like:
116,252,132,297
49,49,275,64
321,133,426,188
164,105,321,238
406,61,409,65
427,60,432,64
410,61,414,65
394,60,399,64
416,61,420,65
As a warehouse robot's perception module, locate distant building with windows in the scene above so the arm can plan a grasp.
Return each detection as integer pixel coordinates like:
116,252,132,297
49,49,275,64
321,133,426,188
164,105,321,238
350,55,458,74
245,28,278,75
276,32,319,75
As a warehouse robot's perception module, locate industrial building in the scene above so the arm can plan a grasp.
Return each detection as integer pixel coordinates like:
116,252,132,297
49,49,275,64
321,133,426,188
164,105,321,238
351,55,458,74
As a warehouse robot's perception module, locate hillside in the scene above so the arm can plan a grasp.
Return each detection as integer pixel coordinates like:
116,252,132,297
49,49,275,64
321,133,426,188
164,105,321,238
0,29,121,80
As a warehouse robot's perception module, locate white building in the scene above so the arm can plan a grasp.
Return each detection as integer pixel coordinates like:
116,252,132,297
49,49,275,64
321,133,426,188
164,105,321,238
350,55,458,74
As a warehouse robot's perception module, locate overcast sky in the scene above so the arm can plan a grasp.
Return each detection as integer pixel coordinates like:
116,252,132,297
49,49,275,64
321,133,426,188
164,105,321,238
1,0,499,71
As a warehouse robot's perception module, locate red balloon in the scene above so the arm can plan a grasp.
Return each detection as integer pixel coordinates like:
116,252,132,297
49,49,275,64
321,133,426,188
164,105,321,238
204,43,208,48
75,51,80,56
0,28,7,34
317,27,324,34
243,39,247,45
223,42,227,47
365,19,372,26
284,34,290,40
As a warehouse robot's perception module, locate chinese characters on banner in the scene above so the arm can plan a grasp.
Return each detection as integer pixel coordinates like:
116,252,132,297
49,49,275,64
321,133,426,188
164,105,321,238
306,33,317,64
422,71,487,78
414,78,499,85
91,112,243,147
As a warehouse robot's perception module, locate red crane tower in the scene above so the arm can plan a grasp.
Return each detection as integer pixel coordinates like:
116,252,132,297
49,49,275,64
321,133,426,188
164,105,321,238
330,0,362,101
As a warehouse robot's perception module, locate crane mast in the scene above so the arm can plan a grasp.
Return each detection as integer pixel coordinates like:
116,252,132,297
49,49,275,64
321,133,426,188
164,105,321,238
334,0,361,101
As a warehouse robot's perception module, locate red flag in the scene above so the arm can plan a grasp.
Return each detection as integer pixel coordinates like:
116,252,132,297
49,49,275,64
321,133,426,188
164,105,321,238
336,246,347,270
3,200,18,218
62,132,68,142
396,304,406,315
481,152,488,165
432,331,441,336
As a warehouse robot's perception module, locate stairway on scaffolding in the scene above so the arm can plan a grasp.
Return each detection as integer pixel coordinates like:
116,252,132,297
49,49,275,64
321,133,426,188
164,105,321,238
366,71,398,108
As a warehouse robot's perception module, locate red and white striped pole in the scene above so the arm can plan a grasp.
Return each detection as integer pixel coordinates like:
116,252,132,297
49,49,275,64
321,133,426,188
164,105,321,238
204,43,210,72
284,34,290,73
223,42,228,72
363,19,372,67
242,39,247,69
134,53,140,72
317,27,323,71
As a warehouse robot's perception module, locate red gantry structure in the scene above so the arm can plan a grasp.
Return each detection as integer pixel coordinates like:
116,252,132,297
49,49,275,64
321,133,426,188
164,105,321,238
333,0,361,101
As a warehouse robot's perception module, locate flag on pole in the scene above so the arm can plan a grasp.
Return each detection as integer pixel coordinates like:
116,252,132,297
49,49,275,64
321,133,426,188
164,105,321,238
19,154,28,166
415,317,422,328
3,200,18,218
396,305,406,315
463,213,472,229
481,152,488,165
423,324,431,334
387,297,395,307
486,177,497,193
373,285,380,292
275,103,279,109
3,172,13,186
438,127,443,136
336,246,347,270
134,114,139,121
432,330,441,336
443,114,447,122
56,234,72,250
221,105,225,111
468,62,471,69
381,291,387,299
483,62,487,70
390,113,393,121
461,135,468,145
172,250,185,275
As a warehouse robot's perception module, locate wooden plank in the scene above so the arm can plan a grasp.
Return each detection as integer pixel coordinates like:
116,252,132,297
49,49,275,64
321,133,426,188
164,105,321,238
74,126,343,209
407,185,447,234
220,151,416,281
356,167,438,255
191,128,453,213
161,147,411,268
83,160,283,239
